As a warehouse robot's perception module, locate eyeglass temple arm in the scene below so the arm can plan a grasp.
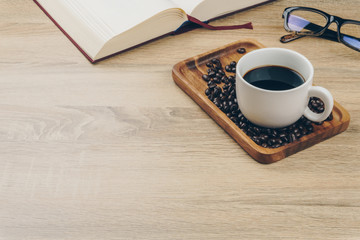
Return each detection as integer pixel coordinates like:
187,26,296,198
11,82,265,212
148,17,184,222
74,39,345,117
281,21,339,43
280,33,305,43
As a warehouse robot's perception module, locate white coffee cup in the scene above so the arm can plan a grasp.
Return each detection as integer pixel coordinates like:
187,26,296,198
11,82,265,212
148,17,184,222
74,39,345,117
235,48,333,128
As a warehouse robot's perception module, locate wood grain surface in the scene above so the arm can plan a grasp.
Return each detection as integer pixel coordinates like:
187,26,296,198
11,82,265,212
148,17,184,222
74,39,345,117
0,0,360,239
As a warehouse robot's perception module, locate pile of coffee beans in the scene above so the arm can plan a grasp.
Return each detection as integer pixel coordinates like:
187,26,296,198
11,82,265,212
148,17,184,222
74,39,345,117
202,48,333,148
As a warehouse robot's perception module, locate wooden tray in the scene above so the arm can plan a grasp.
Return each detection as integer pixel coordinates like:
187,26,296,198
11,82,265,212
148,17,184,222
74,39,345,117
172,39,350,164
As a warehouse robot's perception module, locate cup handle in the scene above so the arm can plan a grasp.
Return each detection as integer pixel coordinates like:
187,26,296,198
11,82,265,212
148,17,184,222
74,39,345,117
304,86,334,123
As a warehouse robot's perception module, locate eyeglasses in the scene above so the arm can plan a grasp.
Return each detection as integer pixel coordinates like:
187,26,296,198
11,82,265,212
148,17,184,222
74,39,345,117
280,6,360,52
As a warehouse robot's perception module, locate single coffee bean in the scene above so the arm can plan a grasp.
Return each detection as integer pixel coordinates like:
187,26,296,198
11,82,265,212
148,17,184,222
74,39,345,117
213,77,221,84
237,47,246,54
206,62,213,68
208,70,216,77
221,76,229,84
279,133,287,140
307,125,314,132
327,112,333,121
230,116,237,123
215,62,222,70
239,122,247,129
218,69,225,75
230,61,237,67
205,88,211,96
289,133,296,143
261,143,268,148
230,104,238,112
208,83,216,89
202,74,210,82
211,58,219,63
268,138,276,146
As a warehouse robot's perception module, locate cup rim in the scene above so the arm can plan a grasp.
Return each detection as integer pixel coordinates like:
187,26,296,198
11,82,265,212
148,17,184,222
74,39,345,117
236,48,314,93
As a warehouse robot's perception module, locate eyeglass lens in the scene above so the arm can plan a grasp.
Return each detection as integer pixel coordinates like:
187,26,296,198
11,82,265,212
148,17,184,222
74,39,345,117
287,9,360,50
287,10,327,34
340,23,360,49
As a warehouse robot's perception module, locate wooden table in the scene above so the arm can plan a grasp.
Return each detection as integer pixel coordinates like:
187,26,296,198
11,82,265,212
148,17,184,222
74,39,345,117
1,0,359,239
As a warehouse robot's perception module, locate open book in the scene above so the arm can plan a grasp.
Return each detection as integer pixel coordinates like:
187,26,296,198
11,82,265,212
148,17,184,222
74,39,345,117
34,0,273,63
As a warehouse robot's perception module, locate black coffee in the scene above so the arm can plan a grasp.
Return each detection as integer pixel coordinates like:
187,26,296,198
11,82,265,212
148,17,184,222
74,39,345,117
243,65,305,91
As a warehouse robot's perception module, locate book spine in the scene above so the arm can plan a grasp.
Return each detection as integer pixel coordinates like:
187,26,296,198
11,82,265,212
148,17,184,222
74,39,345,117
186,15,253,30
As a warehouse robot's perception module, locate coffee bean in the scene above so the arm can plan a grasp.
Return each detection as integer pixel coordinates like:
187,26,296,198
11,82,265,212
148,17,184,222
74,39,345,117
269,138,276,146
207,80,215,86
237,48,246,54
289,133,296,143
213,87,221,97
213,77,221,84
279,133,287,141
215,102,222,108
307,125,314,132
205,88,211,96
228,76,236,84
230,116,237,123
270,129,278,137
215,62,222,70
208,83,216,89
208,70,216,77
327,112,333,121
261,143,268,148
225,65,232,72
223,105,230,113
221,76,229,84
202,74,210,82
239,122,247,129
211,58,220,64
251,136,261,145
230,104,238,112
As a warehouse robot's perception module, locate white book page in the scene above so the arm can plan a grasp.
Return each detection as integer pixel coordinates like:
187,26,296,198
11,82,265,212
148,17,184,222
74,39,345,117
70,0,180,38
171,0,268,21
170,0,204,15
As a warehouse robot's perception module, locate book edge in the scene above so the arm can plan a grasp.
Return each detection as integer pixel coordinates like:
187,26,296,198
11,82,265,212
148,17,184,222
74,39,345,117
33,0,96,63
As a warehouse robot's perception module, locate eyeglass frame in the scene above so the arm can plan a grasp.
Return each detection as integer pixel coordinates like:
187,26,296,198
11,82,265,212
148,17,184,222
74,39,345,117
281,6,360,52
